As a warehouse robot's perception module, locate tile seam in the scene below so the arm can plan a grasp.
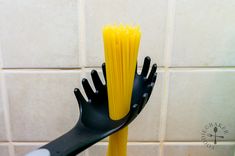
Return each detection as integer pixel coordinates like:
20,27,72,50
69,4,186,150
0,43,15,156
0,141,234,145
0,64,15,156
78,0,87,155
160,0,176,155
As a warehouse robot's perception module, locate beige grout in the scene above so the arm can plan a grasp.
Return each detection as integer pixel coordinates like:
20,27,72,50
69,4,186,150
2,70,83,74
0,141,235,145
1,77,15,156
78,0,86,71
116,65,229,68
1,67,83,70
0,54,15,155
9,142,48,145
163,1,175,68
158,71,169,156
2,66,235,72
163,142,235,145
159,0,176,155
78,0,88,155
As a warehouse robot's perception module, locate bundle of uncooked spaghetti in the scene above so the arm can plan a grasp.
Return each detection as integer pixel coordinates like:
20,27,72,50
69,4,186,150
103,24,141,156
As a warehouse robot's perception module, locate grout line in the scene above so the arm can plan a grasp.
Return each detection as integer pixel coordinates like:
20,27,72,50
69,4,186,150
160,0,176,155
1,76,15,156
3,66,235,70
168,67,235,71
3,141,156,144
2,69,83,74
78,0,86,70
2,67,235,73
88,142,161,145
78,0,86,78
9,142,48,145
0,141,234,145
0,71,15,155
163,0,176,68
78,0,88,155
0,46,15,156
169,66,235,69
1,67,82,70
0,142,10,146
163,142,235,145
158,71,169,156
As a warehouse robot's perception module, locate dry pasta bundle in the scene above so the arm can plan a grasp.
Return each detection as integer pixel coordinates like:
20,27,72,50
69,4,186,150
103,24,141,156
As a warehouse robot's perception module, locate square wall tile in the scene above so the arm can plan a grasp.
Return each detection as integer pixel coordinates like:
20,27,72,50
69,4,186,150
0,0,79,68
0,145,9,156
14,144,45,156
5,71,82,141
85,0,167,67
85,69,164,141
171,0,235,66
0,49,3,68
0,72,7,141
14,144,85,156
163,143,235,156
88,143,160,156
166,70,235,141
129,71,162,141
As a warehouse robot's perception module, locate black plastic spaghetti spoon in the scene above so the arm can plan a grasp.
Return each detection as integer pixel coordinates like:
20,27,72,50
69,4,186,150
26,56,157,156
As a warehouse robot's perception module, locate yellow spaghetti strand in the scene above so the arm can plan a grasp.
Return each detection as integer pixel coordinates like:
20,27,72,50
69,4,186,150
103,24,141,156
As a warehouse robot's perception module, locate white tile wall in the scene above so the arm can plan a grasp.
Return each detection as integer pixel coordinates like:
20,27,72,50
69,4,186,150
0,73,7,141
166,70,235,141
14,144,85,156
14,144,45,156
88,142,160,156
85,0,167,67
171,0,235,67
0,145,9,156
128,70,163,141
0,0,80,68
0,0,235,155
163,142,235,156
4,71,81,141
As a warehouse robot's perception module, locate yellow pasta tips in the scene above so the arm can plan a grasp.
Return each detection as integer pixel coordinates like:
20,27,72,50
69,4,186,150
103,24,141,156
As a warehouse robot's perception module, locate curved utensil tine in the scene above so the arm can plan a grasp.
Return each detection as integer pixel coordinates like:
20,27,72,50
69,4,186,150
82,78,95,99
91,70,104,91
141,56,151,77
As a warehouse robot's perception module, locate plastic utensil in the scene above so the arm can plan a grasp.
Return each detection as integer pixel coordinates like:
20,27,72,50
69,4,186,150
26,56,157,156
